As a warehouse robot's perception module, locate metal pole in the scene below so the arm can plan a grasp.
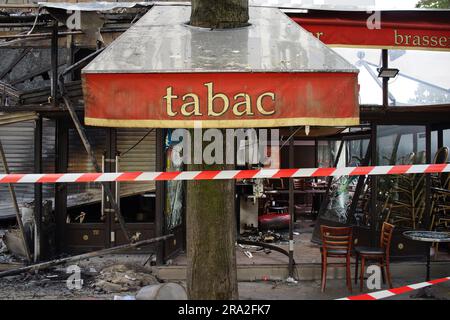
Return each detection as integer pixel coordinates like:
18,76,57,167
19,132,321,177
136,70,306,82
425,124,431,229
288,126,295,278
101,154,105,222
155,128,165,264
115,153,120,213
425,125,432,279
0,139,32,262
34,117,42,262
370,123,378,246
382,49,389,108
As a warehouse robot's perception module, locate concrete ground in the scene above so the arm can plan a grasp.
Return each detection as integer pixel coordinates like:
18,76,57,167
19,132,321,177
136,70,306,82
0,220,448,300
0,273,448,300
238,277,450,300
0,252,447,300
171,220,450,267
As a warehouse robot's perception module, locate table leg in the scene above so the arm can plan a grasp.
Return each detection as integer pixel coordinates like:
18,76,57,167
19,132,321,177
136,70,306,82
411,243,434,299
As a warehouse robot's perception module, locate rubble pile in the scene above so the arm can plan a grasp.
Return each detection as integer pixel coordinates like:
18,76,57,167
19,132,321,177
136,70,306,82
93,264,159,293
240,230,288,243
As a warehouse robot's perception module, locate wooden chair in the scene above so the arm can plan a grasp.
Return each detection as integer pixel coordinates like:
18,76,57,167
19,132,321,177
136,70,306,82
320,226,353,293
293,178,304,190
354,222,395,291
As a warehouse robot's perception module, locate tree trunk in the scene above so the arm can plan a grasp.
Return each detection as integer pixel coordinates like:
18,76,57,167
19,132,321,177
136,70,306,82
186,153,238,299
187,0,248,301
186,127,239,299
190,0,249,29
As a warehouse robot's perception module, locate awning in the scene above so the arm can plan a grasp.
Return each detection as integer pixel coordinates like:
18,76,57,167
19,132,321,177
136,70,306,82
82,5,359,129
289,10,450,51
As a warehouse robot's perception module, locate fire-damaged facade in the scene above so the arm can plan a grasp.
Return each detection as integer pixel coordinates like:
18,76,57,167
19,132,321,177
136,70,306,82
0,1,449,277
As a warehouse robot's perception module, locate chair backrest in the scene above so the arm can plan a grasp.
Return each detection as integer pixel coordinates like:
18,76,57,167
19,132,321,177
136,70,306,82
293,178,303,190
433,147,449,165
320,226,353,254
443,172,450,189
433,147,449,188
379,222,395,256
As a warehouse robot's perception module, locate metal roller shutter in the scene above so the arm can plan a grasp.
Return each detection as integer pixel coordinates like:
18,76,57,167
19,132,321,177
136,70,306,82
116,128,156,197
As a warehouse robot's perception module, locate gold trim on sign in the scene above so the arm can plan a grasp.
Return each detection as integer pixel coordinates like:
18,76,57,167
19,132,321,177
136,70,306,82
85,117,360,128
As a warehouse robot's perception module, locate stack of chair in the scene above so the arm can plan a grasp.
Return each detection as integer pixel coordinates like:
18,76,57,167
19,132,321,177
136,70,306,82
383,152,426,229
430,147,450,232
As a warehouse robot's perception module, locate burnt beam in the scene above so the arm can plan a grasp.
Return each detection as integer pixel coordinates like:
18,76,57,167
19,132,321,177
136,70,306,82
9,62,65,86
51,20,58,105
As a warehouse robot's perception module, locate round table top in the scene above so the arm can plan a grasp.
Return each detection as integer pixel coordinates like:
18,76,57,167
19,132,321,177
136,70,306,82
403,230,450,243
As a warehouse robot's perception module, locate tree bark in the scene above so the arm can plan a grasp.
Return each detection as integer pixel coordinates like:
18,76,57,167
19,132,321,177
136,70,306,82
187,0,248,301
186,129,238,300
186,161,238,299
190,0,249,29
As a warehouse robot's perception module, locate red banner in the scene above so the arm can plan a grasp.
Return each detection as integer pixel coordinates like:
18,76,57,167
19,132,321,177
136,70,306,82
83,72,359,128
291,16,450,51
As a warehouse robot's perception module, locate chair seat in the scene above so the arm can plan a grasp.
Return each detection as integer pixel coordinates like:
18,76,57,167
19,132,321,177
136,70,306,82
355,246,384,255
325,249,349,256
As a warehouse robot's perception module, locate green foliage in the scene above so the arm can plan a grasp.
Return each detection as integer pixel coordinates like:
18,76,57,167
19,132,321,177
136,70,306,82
416,0,450,8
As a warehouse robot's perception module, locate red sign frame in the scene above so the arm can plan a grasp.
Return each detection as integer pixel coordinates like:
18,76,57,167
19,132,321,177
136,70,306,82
83,72,359,128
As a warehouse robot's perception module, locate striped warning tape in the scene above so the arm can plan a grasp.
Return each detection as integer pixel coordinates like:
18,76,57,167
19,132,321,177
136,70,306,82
0,163,449,184
336,276,450,300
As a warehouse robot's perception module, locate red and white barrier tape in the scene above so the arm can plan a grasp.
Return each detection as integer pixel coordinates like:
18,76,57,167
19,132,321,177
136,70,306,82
0,163,449,184
336,276,450,300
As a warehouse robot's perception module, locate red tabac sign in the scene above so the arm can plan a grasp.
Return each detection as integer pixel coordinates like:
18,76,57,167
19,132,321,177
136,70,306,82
83,72,359,128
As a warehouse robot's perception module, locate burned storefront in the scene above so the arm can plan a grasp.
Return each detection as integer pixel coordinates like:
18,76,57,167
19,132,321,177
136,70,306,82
0,2,162,260
0,1,448,284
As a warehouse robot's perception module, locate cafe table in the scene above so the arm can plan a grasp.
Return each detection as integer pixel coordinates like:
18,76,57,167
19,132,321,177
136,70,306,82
402,230,450,298
403,230,450,281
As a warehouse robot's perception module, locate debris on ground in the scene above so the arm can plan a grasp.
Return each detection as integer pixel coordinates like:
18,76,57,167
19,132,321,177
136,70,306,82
92,264,159,293
0,235,172,278
3,228,29,259
136,282,187,300
240,230,288,243
0,233,25,267
286,276,298,284
0,267,94,299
